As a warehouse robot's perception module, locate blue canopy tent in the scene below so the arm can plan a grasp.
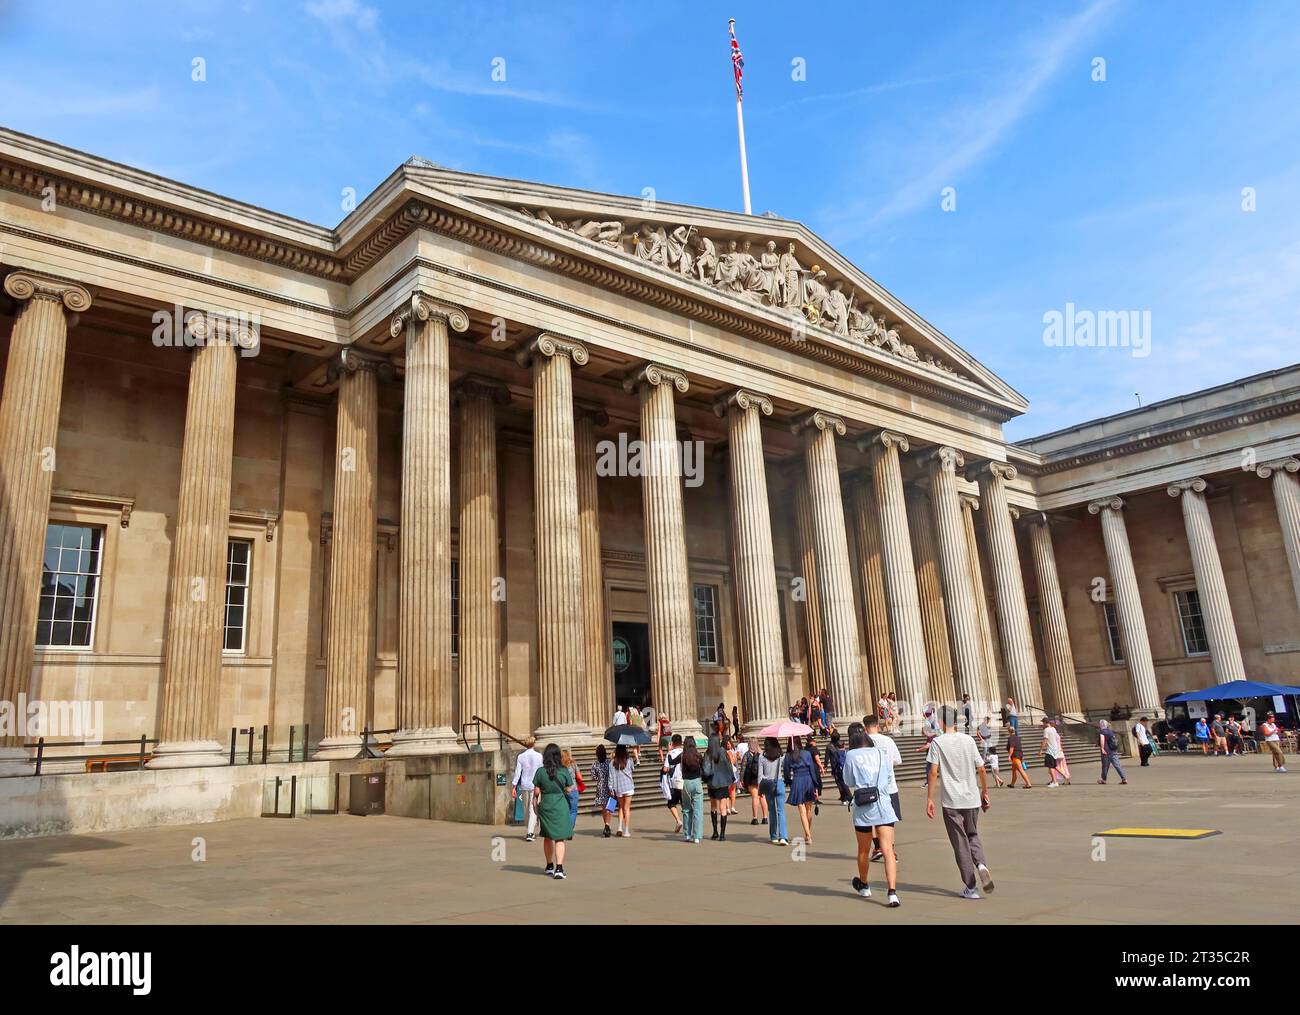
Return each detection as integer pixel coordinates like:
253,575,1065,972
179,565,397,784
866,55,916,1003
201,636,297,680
1165,680,1300,703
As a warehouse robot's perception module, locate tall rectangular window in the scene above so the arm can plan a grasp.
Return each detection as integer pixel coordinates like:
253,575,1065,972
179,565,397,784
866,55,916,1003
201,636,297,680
1174,588,1210,656
451,559,460,657
692,583,719,665
1102,602,1124,664
224,539,252,653
37,524,102,649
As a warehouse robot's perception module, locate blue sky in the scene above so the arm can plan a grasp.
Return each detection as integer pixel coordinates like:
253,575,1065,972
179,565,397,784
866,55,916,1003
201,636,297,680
1,0,1297,439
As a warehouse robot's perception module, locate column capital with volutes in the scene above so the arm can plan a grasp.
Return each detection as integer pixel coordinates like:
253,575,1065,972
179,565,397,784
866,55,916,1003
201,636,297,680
624,362,689,395
516,332,589,368
857,429,909,455
3,269,92,312
1087,495,1125,514
1255,458,1299,479
388,293,469,338
791,409,846,438
712,388,773,418
1167,477,1209,498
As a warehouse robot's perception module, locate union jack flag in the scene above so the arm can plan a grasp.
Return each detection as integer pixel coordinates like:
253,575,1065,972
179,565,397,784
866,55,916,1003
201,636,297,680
729,21,744,99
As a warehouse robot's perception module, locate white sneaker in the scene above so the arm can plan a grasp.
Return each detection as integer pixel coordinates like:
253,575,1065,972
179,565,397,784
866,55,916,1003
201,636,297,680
887,891,901,908
1278,767,1288,773
852,877,871,898
977,864,995,893
960,886,981,900
1047,782,1058,788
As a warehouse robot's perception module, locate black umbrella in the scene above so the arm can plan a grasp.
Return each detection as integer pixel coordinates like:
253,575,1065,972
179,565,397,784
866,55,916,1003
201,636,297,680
603,724,652,745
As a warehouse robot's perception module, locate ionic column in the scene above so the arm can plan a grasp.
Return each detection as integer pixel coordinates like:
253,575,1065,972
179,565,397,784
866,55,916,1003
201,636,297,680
793,411,866,720
575,405,612,733
849,477,895,706
453,375,510,737
0,271,91,773
969,462,1042,710
519,334,590,741
1168,478,1246,683
316,347,387,759
625,364,702,738
1256,458,1300,614
794,469,827,692
1027,513,1082,716
387,298,468,756
1088,497,1160,712
715,389,785,732
906,484,955,703
927,447,985,702
960,495,1001,707
150,312,254,768
861,430,930,715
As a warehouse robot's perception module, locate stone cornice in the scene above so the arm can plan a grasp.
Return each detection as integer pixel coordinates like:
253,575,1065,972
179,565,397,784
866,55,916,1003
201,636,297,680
792,410,847,437
515,332,589,368
712,388,773,419
623,362,689,395
3,269,92,312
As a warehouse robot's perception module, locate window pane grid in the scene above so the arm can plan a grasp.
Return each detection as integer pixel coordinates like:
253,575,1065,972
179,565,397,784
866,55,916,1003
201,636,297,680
692,583,718,665
1103,602,1124,664
451,559,459,657
1175,589,1209,656
37,525,102,649
223,540,252,653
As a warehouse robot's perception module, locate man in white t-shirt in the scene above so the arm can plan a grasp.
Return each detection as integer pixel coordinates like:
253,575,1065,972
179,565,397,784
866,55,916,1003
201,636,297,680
1259,712,1288,772
1040,717,1066,787
926,706,994,899
1132,717,1153,767
611,706,627,727
511,738,544,841
865,714,904,863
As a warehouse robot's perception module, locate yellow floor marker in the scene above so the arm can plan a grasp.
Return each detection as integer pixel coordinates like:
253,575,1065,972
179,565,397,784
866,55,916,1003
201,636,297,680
1093,827,1220,840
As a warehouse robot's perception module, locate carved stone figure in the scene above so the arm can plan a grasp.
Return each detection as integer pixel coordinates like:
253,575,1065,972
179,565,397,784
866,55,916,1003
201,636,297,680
693,233,718,283
667,225,695,276
778,241,803,310
635,223,668,266
802,268,829,324
739,240,769,302
822,279,850,336
761,240,784,306
572,219,623,247
716,239,744,294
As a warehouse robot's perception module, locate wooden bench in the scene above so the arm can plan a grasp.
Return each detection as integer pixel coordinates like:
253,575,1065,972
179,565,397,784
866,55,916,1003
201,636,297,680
85,754,153,773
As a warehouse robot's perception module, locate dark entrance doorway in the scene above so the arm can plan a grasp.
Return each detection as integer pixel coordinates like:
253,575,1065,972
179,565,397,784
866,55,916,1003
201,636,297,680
611,621,651,710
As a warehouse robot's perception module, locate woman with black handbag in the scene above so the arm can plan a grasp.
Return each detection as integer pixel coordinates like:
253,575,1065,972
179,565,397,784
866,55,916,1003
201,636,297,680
703,734,735,840
842,723,900,906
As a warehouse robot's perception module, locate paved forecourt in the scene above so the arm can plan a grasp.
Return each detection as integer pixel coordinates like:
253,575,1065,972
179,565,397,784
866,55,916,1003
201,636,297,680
0,755,1295,924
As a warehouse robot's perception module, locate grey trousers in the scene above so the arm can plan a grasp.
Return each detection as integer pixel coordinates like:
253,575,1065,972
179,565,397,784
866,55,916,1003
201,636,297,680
942,806,987,890
1101,751,1127,782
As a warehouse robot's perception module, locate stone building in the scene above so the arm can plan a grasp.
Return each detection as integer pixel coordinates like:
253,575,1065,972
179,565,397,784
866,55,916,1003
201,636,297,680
1,127,1297,776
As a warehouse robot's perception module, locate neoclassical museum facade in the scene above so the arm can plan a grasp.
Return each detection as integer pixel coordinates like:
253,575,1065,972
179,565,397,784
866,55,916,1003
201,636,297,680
1,127,1298,772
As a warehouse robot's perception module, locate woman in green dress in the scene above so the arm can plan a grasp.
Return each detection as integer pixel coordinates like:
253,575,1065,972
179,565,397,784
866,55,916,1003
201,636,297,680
533,743,574,879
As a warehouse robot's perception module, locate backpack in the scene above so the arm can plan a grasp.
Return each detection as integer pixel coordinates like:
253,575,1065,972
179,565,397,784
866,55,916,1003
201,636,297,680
742,750,760,787
1101,727,1118,752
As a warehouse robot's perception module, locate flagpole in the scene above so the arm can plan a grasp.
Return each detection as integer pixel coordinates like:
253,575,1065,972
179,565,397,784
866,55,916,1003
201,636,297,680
729,18,752,215
735,92,752,215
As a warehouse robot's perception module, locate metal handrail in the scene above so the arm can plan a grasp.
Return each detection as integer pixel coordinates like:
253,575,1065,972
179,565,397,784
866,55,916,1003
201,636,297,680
468,714,527,749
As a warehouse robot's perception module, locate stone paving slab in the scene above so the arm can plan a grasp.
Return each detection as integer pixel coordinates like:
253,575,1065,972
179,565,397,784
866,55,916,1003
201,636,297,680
0,755,1295,924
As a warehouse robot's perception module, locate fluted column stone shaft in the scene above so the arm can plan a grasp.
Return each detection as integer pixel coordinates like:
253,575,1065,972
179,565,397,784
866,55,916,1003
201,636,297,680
716,390,785,732
316,347,385,758
850,478,895,706
1257,459,1300,614
794,469,827,693
1089,497,1160,712
0,272,91,771
1168,478,1246,683
927,447,985,703
1027,515,1082,716
521,335,590,740
971,462,1042,711
862,431,930,716
575,406,612,732
151,311,251,768
960,495,1001,707
626,364,701,737
906,485,955,703
454,375,509,738
794,411,866,720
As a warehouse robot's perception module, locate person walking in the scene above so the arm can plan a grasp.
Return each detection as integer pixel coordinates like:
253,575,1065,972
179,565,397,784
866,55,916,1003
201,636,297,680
1006,725,1032,788
1210,714,1229,756
590,744,614,838
758,737,787,844
1005,697,1019,734
1040,717,1066,787
610,743,638,836
1132,716,1153,766
679,738,706,841
742,737,767,825
661,734,685,834
511,737,544,841
1225,715,1244,756
1097,719,1128,785
920,707,942,785
783,735,819,846
864,713,903,864
926,705,994,900
704,734,736,840
533,744,575,879
657,712,673,762
976,716,994,761
725,736,741,818
711,702,728,738
843,722,900,907
961,693,974,732
986,747,1005,788
611,704,627,728
1052,719,1073,783
626,706,645,763
560,748,583,830
825,730,849,804
1259,712,1288,772
821,688,836,736
878,693,894,734
1194,716,1211,755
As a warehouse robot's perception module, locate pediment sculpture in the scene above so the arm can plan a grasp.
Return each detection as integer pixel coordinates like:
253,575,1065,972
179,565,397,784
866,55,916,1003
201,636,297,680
514,206,967,381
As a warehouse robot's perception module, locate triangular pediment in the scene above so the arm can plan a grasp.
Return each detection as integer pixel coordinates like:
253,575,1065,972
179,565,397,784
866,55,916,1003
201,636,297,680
378,164,1026,413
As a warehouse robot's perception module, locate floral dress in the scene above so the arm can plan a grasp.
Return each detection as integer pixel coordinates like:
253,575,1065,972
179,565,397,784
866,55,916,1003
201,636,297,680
589,759,611,814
